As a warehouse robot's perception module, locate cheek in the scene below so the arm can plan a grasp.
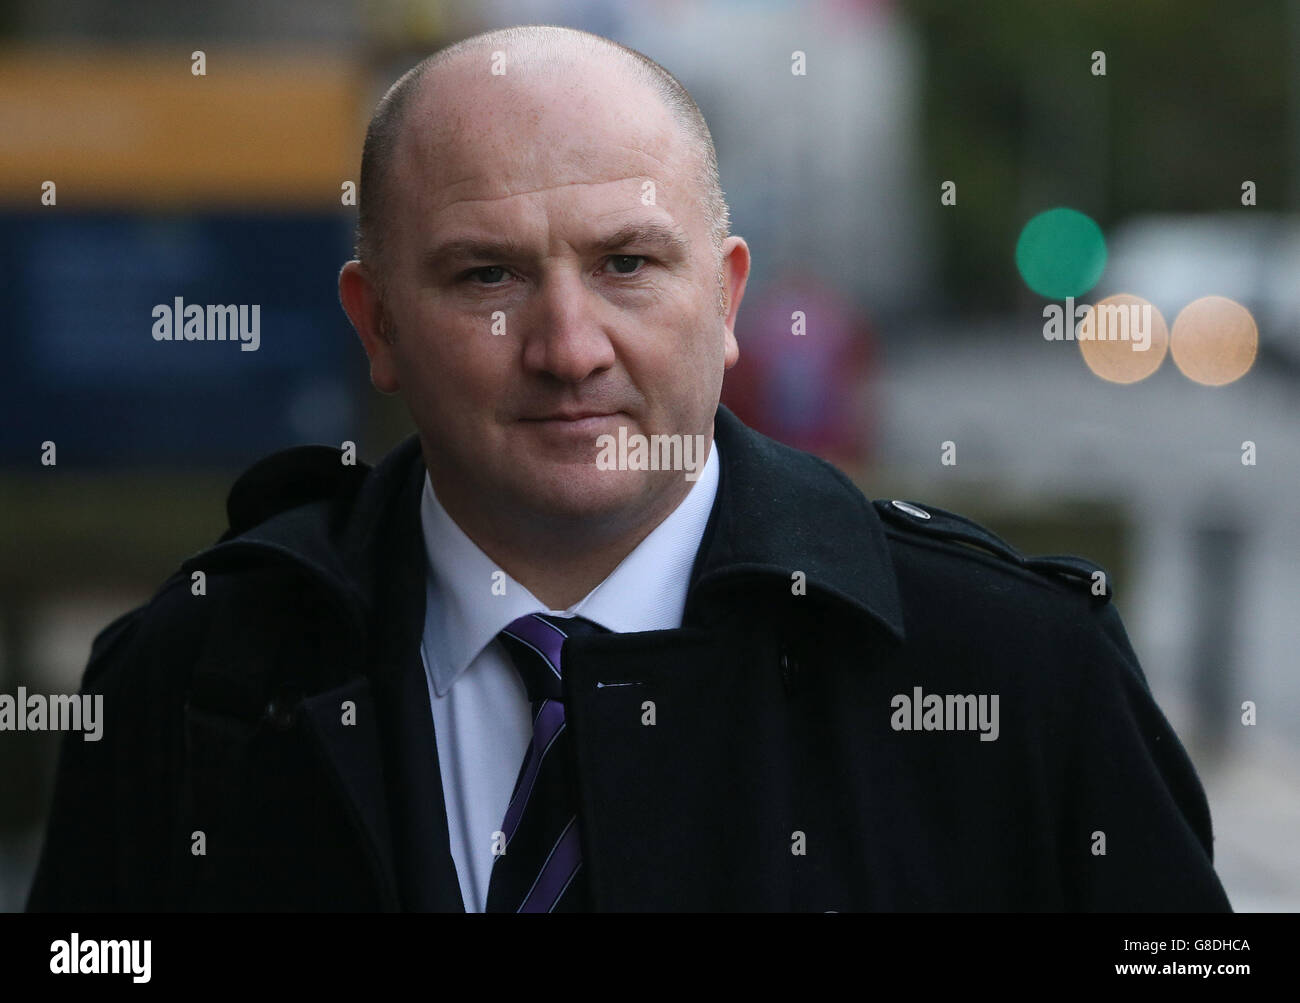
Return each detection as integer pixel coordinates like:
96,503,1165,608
397,306,507,387
649,289,718,356
680,305,726,373
686,311,730,407
634,312,726,419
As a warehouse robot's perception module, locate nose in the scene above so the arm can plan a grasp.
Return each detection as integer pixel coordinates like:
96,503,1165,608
519,267,617,384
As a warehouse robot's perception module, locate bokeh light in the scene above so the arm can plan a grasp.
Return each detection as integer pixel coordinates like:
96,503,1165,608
1170,295,1258,386
1078,294,1168,384
1015,207,1107,299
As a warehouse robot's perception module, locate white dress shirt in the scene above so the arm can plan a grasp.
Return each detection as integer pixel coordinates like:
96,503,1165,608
418,440,721,912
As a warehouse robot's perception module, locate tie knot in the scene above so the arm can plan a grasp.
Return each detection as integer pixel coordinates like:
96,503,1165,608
497,613,607,704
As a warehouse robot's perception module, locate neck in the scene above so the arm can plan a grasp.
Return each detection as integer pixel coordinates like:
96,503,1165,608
429,470,700,612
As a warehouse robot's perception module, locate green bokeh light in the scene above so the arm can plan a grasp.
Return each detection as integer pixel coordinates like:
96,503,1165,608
1015,207,1107,299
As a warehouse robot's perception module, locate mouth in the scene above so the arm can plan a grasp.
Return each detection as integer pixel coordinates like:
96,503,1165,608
521,408,623,422
519,411,624,434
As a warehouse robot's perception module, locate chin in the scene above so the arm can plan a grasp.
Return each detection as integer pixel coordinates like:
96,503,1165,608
513,465,663,525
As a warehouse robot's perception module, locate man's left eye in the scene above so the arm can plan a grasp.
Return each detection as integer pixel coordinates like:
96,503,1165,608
605,255,646,275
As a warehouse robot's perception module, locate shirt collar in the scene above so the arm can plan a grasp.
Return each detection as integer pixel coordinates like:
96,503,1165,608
420,438,721,697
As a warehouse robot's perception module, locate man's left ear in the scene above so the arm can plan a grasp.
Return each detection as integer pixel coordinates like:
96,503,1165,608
720,236,751,370
339,260,401,394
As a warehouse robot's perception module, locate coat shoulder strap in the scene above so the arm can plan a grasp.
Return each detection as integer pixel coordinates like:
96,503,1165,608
871,498,1112,603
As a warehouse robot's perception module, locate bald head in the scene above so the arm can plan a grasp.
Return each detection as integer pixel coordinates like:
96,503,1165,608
355,26,729,288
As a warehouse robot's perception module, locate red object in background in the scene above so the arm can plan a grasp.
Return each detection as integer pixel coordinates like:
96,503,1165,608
722,271,876,468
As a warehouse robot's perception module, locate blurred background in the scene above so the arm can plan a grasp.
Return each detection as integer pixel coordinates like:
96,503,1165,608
1,0,1297,911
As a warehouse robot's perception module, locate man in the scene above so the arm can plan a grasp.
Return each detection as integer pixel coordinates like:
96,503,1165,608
28,25,1229,912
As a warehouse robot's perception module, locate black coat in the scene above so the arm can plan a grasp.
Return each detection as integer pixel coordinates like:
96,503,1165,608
27,405,1231,911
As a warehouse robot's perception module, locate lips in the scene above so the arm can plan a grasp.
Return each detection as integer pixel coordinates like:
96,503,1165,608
522,411,620,422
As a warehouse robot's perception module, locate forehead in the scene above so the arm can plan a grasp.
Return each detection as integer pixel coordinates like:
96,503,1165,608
390,51,700,234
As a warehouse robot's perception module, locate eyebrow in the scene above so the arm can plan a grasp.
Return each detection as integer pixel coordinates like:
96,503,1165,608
421,222,691,271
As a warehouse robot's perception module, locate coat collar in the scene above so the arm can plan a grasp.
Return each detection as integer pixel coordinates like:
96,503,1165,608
690,405,903,639
186,404,905,653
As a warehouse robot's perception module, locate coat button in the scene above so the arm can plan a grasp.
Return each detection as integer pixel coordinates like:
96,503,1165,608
891,499,931,520
780,651,800,691
263,698,298,731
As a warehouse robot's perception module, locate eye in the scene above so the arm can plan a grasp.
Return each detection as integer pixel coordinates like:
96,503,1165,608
605,254,647,275
463,265,510,285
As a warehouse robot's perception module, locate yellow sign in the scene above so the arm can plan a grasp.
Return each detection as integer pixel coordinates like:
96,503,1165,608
0,47,365,207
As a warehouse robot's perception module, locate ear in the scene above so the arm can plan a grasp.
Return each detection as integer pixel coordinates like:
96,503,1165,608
719,236,751,370
339,260,401,393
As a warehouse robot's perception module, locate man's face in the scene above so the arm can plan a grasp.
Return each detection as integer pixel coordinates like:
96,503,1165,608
343,52,749,541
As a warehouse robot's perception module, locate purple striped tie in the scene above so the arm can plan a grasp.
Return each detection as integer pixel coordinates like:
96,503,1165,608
486,612,608,913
